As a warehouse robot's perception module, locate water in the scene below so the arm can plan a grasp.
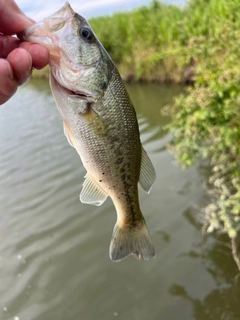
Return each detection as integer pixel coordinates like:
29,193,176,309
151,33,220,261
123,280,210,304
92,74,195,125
0,80,239,320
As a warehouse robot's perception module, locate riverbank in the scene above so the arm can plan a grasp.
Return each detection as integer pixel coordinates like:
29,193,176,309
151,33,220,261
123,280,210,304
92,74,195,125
166,0,240,269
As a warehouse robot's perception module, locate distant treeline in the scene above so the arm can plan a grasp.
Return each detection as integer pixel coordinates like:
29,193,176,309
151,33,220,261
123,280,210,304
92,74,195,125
89,0,187,82
89,0,230,83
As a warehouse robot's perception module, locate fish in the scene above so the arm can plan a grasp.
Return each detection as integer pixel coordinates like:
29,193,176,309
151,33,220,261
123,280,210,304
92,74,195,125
20,2,156,262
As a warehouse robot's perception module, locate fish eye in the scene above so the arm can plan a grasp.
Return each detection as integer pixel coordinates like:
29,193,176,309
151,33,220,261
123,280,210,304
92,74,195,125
80,28,94,42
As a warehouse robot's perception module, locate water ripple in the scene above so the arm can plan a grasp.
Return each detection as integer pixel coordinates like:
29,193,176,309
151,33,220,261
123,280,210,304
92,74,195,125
0,81,224,320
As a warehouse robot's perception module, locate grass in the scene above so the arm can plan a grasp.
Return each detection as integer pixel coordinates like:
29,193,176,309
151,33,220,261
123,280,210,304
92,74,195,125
89,1,185,82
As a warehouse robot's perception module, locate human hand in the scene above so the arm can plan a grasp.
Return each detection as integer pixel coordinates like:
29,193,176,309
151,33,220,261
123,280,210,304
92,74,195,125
0,0,49,104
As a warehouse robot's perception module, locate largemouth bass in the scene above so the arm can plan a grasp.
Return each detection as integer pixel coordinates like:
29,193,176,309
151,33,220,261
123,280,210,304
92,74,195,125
20,3,156,262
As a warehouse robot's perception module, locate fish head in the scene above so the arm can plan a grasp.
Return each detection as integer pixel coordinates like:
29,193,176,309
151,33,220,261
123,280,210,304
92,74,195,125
20,2,111,100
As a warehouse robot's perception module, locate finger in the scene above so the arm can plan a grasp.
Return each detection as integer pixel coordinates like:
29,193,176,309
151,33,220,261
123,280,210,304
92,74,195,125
0,0,32,34
0,34,20,59
7,48,32,85
0,59,18,105
19,42,49,69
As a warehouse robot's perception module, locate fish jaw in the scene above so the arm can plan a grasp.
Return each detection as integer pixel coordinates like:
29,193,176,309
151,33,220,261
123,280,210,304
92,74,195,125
19,2,74,51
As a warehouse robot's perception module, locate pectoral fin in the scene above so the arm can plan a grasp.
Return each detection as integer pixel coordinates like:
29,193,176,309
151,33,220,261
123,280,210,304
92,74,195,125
139,147,156,193
63,121,77,149
80,174,108,206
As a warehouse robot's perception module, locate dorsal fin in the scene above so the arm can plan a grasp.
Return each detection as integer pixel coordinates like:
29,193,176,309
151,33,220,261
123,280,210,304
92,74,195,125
139,146,156,194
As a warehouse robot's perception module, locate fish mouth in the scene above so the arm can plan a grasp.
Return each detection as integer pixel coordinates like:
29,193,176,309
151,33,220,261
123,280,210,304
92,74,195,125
51,73,94,101
65,88,90,100
60,82,93,100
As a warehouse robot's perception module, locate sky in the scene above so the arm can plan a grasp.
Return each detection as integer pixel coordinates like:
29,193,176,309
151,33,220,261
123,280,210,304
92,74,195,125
17,0,186,21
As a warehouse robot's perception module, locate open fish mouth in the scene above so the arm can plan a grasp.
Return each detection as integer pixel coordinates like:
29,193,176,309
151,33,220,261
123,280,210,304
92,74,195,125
64,87,91,100
50,73,95,101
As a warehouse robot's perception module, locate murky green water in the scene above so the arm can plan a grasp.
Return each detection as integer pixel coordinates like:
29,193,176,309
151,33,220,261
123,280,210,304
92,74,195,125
0,80,239,320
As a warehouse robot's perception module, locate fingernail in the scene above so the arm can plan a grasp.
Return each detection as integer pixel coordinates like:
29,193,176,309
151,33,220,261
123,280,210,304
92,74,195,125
7,63,14,80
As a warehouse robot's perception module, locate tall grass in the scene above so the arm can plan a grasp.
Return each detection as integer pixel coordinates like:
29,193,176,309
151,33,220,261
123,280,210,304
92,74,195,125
89,1,185,81
89,0,240,83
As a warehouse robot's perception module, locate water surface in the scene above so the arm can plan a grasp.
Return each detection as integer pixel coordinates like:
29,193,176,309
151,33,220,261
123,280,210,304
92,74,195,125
0,80,239,320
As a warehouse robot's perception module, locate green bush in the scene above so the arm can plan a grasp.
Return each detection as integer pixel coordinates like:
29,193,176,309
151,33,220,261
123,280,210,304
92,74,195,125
168,0,240,247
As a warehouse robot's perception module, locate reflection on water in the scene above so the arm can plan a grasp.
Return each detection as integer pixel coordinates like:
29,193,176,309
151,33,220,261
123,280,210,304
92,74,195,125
0,79,239,320
170,209,240,320
167,178,240,319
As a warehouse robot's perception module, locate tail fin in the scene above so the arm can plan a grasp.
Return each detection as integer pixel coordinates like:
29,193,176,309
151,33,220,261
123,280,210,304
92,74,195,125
109,220,155,262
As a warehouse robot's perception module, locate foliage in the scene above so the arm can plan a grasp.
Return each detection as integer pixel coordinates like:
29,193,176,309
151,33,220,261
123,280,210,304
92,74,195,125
89,1,185,81
168,0,240,247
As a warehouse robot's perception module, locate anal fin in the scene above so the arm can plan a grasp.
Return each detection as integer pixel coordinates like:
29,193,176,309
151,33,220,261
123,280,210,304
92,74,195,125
80,173,108,206
139,146,156,194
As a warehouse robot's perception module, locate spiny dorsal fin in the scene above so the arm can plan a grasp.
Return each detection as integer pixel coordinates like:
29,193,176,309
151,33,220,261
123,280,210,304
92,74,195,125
139,146,156,194
80,173,108,206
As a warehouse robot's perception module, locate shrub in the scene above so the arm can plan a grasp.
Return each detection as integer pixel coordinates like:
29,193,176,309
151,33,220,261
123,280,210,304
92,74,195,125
168,0,240,268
